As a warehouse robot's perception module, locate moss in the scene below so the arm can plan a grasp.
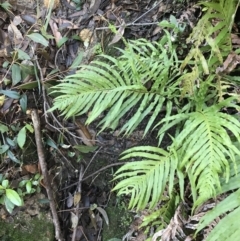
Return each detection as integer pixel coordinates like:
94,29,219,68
0,214,54,241
102,201,132,240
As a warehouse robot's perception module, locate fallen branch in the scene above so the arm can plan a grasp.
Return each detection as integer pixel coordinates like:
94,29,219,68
31,109,64,241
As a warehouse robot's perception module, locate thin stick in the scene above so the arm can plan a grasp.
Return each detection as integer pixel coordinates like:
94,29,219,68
71,164,84,241
61,162,126,190
31,109,63,241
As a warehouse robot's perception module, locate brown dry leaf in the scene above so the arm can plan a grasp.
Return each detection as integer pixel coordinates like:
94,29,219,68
43,0,60,9
73,192,81,206
8,22,23,46
75,120,95,146
89,0,101,14
23,164,38,174
79,29,93,48
216,52,240,74
49,19,62,44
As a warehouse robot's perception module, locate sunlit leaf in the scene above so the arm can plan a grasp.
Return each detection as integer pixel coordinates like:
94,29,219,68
26,181,32,193
6,189,22,206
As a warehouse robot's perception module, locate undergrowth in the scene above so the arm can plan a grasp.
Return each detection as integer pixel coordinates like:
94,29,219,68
51,0,240,240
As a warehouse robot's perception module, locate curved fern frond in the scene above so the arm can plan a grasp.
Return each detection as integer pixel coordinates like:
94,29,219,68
158,99,240,208
50,37,180,135
112,146,180,210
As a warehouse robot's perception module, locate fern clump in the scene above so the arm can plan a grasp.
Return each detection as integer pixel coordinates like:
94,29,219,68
50,34,181,136
50,0,240,239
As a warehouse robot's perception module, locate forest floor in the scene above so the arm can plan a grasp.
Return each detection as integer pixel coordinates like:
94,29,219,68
0,0,208,240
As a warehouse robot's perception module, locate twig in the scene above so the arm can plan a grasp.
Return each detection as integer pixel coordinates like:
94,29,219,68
95,1,162,31
31,109,64,241
71,164,84,241
61,162,126,190
82,146,102,177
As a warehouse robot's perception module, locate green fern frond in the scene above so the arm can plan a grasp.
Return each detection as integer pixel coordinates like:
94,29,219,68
196,189,240,241
112,146,180,210
158,99,240,208
196,154,240,240
50,36,180,135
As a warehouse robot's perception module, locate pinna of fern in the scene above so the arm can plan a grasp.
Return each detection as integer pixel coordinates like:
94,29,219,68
50,33,181,136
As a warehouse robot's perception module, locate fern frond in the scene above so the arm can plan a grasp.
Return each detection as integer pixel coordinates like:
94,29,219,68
112,146,179,210
196,189,240,241
158,99,240,208
50,36,180,135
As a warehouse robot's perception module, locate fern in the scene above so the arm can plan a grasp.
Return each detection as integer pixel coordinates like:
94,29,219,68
194,152,240,241
50,34,180,136
158,98,240,208
112,146,182,210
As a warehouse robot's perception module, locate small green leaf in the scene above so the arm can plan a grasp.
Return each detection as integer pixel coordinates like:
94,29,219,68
0,124,8,133
7,150,20,163
25,124,34,133
17,127,26,149
2,61,10,68
46,138,58,149
26,181,32,193
19,179,28,188
6,137,16,147
73,145,98,153
0,2,12,11
0,144,9,154
0,90,20,99
57,37,69,48
6,189,22,206
27,33,49,47
4,196,15,213
15,48,31,60
11,64,21,86
2,180,9,189
20,94,27,113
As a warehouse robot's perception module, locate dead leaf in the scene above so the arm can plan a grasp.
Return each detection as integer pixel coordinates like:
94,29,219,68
216,53,240,74
8,22,23,46
43,0,60,9
67,192,73,208
22,164,38,174
96,206,109,226
71,212,79,229
75,120,95,146
74,192,81,206
49,19,62,45
79,29,94,48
